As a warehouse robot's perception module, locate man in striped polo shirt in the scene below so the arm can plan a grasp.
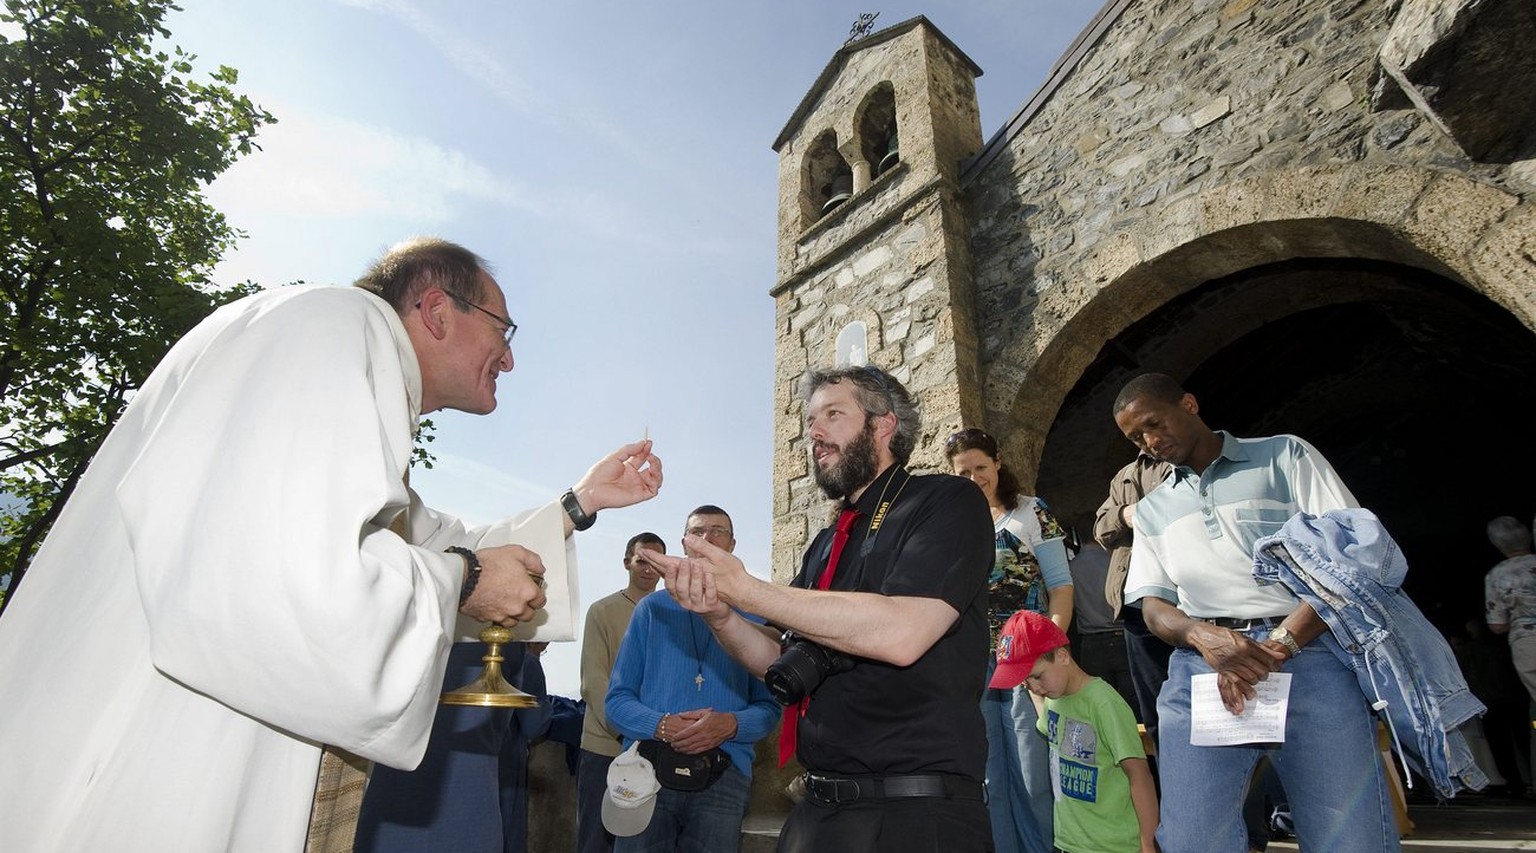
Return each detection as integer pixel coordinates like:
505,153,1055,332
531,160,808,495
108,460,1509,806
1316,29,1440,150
1116,373,1399,853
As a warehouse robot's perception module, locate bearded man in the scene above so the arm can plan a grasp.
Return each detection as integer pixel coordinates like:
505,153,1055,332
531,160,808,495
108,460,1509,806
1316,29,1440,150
644,365,994,853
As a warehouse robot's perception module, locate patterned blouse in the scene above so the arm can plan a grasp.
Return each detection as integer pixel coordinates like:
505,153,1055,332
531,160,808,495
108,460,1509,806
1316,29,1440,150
987,497,1071,642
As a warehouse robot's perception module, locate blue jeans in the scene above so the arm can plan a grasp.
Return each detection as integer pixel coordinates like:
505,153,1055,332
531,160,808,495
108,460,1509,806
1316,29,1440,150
981,657,1051,853
613,767,751,853
1156,633,1401,853
576,749,617,853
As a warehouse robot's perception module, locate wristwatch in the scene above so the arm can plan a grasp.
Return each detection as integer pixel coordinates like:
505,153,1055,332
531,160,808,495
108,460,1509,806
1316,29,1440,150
1269,626,1302,658
561,488,597,531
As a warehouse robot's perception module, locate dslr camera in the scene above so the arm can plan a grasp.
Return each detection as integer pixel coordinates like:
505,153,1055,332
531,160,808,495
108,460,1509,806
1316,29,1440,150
764,630,856,706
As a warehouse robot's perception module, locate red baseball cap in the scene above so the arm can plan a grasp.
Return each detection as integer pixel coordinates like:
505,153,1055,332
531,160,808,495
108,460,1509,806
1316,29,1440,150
989,609,1069,689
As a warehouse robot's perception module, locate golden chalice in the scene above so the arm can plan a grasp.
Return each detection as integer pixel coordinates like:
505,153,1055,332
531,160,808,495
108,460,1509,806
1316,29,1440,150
440,625,539,708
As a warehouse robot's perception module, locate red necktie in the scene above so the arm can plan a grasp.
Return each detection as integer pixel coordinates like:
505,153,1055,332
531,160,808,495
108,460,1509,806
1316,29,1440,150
779,507,861,768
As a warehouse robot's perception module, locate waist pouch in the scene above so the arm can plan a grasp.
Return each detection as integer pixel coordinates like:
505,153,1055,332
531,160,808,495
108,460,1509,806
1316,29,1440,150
639,739,731,791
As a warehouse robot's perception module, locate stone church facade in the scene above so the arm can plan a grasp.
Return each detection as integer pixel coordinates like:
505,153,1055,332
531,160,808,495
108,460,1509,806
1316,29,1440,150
526,2,1536,837
767,0,1536,623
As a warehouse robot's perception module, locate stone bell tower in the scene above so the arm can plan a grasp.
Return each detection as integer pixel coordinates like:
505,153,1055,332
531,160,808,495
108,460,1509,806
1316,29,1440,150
768,16,987,581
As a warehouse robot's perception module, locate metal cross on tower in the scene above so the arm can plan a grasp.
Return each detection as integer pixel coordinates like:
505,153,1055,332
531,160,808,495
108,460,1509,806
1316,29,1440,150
845,12,880,45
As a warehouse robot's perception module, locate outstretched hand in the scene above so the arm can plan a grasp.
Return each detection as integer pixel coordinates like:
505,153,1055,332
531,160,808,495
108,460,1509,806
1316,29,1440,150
637,539,744,624
573,439,662,514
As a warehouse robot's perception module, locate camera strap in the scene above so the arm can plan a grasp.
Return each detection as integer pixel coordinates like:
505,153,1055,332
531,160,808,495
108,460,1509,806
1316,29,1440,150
860,468,911,557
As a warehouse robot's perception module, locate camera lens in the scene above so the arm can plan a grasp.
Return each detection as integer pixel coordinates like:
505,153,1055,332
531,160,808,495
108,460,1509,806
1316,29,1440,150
765,644,822,706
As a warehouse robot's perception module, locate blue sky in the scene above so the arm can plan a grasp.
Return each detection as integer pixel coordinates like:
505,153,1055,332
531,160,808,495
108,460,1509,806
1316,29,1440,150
164,1,1102,697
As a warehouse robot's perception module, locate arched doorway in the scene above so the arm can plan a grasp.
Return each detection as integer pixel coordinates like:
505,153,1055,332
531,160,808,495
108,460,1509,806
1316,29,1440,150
1035,255,1536,628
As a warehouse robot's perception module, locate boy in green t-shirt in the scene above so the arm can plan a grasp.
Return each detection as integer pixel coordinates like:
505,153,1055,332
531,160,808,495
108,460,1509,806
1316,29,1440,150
991,609,1159,853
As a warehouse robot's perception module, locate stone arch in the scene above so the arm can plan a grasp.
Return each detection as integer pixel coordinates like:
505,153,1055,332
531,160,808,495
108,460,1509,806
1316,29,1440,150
988,163,1536,490
854,82,900,184
800,129,853,228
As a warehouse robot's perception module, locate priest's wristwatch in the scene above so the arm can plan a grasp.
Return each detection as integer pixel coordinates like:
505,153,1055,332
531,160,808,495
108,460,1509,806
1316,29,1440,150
561,489,597,531
1269,626,1302,659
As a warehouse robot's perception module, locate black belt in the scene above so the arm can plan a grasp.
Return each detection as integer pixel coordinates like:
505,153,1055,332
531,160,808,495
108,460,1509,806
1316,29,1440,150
803,772,983,805
1205,615,1287,631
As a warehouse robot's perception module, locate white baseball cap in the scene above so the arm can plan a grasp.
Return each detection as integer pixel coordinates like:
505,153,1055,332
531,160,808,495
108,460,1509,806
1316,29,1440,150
602,741,660,837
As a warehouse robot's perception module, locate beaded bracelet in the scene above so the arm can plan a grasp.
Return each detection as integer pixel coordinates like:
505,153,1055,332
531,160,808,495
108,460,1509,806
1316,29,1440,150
447,546,481,607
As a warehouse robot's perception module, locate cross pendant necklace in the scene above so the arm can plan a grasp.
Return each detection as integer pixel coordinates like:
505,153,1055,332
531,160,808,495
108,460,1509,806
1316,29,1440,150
688,616,705,691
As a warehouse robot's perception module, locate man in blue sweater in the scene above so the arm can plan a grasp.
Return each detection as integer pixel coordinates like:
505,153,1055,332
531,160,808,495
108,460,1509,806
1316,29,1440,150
604,505,778,851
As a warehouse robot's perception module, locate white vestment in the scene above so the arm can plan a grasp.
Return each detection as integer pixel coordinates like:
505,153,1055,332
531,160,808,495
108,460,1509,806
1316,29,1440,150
0,285,572,852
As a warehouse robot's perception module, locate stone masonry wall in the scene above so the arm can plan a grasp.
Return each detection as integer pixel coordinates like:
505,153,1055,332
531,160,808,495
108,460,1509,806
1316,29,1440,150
965,0,1536,485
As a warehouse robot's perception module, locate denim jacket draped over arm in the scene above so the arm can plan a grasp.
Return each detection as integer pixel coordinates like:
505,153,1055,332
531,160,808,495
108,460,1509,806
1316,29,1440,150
1252,507,1487,800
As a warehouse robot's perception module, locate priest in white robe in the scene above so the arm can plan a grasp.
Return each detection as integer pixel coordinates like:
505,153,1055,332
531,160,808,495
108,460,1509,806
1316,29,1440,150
0,238,662,852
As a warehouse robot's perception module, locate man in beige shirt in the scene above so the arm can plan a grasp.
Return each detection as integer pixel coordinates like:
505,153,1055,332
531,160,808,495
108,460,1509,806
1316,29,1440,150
1093,451,1172,748
576,532,664,853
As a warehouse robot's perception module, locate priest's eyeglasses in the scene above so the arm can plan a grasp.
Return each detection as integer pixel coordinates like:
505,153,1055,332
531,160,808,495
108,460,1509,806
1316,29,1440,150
448,293,518,345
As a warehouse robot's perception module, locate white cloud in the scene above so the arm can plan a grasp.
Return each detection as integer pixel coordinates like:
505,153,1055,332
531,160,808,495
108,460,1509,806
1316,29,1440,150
419,451,555,524
198,2,753,283
332,0,537,114
328,0,663,177
206,105,535,221
206,101,747,261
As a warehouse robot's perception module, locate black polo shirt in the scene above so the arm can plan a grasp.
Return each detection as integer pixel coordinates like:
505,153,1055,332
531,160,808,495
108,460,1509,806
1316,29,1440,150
788,464,993,780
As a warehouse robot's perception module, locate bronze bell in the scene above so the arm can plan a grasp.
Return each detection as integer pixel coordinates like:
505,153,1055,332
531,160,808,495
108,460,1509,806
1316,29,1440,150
877,134,900,176
821,168,854,214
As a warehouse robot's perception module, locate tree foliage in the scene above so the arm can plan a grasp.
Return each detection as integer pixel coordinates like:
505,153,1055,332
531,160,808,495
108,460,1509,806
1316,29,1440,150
0,0,274,614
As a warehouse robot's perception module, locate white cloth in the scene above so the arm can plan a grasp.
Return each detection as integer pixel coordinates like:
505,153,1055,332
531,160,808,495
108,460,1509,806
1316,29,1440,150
0,285,571,852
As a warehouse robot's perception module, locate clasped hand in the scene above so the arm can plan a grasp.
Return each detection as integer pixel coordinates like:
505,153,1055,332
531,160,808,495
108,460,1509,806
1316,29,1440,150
661,708,737,754
1195,625,1288,714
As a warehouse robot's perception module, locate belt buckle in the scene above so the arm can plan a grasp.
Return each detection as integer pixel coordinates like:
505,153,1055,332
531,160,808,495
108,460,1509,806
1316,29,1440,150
807,773,862,805
833,777,862,803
